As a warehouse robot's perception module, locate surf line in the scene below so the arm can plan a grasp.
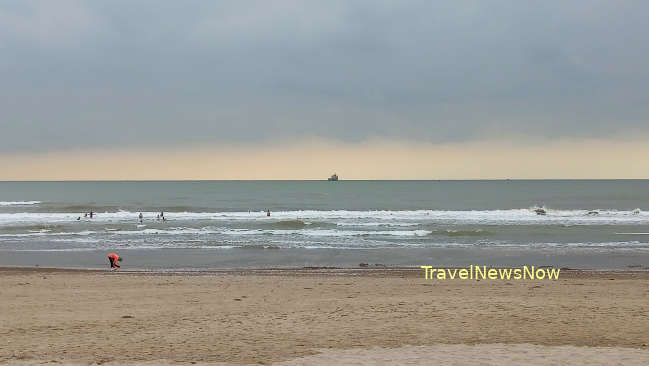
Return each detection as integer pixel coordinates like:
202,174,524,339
420,265,560,280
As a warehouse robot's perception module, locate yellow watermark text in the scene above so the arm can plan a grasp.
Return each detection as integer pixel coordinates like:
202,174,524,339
420,265,560,280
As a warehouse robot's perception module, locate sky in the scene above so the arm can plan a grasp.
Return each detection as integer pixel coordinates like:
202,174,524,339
1,0,648,179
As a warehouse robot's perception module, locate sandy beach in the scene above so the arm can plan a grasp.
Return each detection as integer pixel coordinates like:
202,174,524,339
2,267,649,365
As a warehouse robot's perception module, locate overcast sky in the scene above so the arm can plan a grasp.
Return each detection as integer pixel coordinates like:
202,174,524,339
1,0,648,154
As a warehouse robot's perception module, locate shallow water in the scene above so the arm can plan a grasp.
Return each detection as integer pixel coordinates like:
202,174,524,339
1,180,648,268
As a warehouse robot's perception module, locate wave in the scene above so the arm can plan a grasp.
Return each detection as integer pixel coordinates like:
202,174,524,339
0,201,41,206
239,244,281,249
218,229,432,237
0,227,432,238
1,208,649,227
262,219,311,229
0,230,97,238
57,205,215,213
0,224,66,232
11,240,649,251
430,229,491,237
60,205,124,212
336,222,420,227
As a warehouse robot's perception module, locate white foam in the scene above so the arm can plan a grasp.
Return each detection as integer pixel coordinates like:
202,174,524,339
0,230,98,238
336,222,420,227
220,229,432,237
0,226,432,239
1,208,649,227
0,200,41,206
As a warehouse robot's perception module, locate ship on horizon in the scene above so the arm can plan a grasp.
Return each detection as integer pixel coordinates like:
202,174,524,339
328,173,339,181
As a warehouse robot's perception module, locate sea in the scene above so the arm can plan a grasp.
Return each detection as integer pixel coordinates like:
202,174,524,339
1,180,649,270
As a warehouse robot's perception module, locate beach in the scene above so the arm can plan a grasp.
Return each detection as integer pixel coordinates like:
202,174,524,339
2,267,649,365
5,0,649,363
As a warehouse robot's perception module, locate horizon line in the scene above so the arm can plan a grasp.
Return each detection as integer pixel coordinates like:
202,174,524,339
2,178,649,183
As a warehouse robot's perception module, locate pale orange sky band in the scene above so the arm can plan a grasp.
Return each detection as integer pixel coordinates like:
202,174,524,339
1,138,648,180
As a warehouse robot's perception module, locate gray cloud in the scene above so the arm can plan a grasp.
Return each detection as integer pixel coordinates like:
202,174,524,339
1,0,648,152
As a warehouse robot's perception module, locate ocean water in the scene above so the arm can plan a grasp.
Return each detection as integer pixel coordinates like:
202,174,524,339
1,180,649,269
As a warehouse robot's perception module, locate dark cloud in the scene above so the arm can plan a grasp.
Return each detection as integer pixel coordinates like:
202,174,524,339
1,0,648,152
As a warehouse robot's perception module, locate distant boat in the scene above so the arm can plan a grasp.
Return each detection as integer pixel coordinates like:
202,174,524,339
328,173,339,181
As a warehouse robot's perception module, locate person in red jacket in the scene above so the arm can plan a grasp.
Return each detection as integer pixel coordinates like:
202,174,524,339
107,253,122,271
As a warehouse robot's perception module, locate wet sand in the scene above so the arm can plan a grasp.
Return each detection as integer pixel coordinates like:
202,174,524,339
4,247,649,270
2,267,649,365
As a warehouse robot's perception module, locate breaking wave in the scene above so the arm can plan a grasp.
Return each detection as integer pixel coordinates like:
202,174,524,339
0,201,41,206
262,219,312,229
1,208,648,226
430,229,491,237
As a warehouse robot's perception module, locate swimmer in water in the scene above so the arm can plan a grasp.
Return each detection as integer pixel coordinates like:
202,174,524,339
138,212,143,223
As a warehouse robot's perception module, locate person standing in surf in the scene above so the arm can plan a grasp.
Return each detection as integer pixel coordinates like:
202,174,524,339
107,253,122,271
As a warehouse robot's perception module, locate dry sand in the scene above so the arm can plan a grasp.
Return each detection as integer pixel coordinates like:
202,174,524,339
2,267,649,365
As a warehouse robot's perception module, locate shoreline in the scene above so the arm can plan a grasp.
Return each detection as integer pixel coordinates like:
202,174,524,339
3,247,649,271
3,265,649,278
